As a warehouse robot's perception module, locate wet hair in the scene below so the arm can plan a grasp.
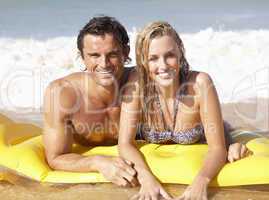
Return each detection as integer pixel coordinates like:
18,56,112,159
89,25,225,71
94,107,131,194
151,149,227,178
135,21,190,131
77,15,130,59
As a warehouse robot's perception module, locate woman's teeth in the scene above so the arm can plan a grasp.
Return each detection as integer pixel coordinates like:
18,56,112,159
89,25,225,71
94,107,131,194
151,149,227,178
158,72,170,78
97,70,113,74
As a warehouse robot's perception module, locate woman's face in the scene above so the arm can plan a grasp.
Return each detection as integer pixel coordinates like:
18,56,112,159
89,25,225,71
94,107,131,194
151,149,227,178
147,35,181,87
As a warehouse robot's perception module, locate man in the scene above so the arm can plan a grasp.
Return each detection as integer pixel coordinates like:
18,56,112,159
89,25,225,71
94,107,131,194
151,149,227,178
43,15,249,188
43,16,137,187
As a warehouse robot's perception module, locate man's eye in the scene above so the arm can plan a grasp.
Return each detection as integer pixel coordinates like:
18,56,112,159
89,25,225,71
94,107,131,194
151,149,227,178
89,54,99,58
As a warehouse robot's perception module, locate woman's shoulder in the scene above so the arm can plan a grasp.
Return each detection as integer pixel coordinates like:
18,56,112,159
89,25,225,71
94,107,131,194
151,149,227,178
185,71,215,99
188,70,214,88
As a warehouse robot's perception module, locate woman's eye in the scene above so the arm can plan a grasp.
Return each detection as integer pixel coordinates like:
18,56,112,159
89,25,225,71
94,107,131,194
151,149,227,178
109,54,119,59
148,57,157,61
166,53,176,59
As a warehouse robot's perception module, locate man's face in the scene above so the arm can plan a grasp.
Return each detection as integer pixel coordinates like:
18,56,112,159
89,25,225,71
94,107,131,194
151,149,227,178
82,33,127,87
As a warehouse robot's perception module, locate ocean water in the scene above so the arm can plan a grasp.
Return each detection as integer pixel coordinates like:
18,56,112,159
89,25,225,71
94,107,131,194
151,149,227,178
0,0,269,110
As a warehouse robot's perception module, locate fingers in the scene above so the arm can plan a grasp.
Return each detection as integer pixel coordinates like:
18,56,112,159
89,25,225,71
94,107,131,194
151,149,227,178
131,193,146,200
203,185,208,200
131,187,169,200
128,177,139,187
160,187,172,200
228,154,234,163
175,193,207,200
112,176,130,187
116,158,138,187
138,195,145,200
125,159,134,166
227,144,235,163
125,164,137,177
151,194,158,200
228,143,241,162
144,195,151,200
203,195,208,200
240,144,247,158
118,158,137,176
177,187,193,200
117,168,138,187
228,143,253,163
181,192,190,200
174,182,208,200
232,143,241,160
130,193,140,200
131,193,159,200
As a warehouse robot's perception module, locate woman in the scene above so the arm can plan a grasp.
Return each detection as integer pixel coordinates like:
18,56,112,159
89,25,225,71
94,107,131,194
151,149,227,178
118,21,250,200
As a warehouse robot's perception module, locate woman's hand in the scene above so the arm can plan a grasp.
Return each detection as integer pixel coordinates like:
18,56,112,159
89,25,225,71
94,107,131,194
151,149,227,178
228,143,252,163
175,176,210,200
131,170,172,200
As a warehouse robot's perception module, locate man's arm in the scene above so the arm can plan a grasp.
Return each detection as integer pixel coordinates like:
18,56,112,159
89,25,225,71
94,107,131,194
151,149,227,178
43,80,99,172
43,79,136,186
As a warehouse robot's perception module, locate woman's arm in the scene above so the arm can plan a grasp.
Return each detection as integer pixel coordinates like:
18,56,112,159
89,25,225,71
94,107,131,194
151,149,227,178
118,71,154,183
196,72,227,181
118,71,171,199
177,72,227,200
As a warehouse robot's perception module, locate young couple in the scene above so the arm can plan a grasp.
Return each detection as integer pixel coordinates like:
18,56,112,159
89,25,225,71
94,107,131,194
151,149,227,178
43,16,250,200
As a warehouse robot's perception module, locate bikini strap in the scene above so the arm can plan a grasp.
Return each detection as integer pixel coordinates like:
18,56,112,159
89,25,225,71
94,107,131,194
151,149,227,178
157,90,181,131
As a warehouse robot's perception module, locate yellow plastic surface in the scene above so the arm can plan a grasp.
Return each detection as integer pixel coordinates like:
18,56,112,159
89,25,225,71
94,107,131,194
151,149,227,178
0,114,269,186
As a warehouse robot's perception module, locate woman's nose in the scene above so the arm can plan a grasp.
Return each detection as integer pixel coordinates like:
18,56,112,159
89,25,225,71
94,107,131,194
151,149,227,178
158,57,168,70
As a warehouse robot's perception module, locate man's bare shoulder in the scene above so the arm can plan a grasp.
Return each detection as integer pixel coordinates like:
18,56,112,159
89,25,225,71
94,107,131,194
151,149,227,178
44,73,85,114
45,71,93,96
122,68,139,90
128,68,139,82
120,68,140,103
66,71,93,81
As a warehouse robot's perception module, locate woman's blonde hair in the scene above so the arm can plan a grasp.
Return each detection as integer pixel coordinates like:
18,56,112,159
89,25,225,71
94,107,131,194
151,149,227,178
135,21,190,131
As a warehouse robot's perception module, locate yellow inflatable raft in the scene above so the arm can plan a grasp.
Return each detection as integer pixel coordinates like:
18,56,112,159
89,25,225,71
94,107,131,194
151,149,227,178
0,114,269,186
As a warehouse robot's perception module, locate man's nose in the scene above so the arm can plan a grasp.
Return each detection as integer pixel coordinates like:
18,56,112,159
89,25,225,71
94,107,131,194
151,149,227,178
99,55,110,68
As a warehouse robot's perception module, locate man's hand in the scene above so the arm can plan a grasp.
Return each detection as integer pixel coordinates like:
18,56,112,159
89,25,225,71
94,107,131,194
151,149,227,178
96,156,138,187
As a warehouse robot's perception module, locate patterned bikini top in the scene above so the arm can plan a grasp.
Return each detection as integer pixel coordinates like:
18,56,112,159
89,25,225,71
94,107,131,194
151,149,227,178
142,91,205,144
142,124,205,144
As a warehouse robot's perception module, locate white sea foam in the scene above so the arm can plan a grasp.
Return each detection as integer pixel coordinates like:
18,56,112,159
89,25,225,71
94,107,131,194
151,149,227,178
0,28,269,110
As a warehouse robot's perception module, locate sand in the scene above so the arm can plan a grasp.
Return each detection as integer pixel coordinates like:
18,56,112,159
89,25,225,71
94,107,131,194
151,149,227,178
0,181,269,200
0,98,269,199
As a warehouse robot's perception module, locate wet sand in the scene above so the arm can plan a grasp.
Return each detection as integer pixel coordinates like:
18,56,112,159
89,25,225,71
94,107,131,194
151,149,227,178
0,181,269,200
0,98,269,199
